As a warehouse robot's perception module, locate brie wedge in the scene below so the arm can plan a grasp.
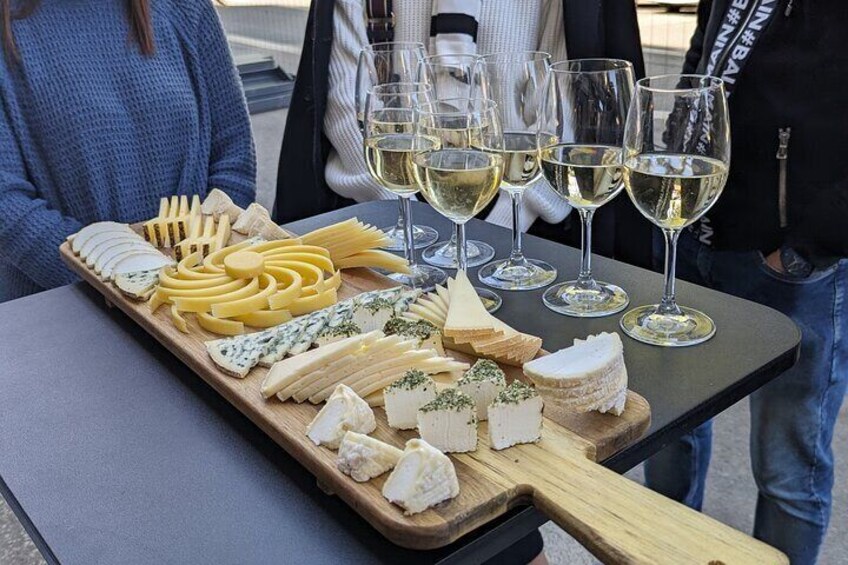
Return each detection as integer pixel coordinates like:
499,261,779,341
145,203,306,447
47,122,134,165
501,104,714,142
382,438,460,515
488,381,543,450
337,431,402,482
383,370,438,430
456,359,506,421
306,384,376,449
417,389,478,453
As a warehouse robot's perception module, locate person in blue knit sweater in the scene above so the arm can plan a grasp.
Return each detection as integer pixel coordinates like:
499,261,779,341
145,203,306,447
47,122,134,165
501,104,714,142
0,0,256,302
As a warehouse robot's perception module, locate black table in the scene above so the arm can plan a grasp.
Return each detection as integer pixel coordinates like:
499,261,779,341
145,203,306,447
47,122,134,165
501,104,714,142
0,201,799,564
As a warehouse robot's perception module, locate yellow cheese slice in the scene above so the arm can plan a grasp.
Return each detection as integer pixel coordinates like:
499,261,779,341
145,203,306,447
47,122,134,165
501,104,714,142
213,214,231,252
170,304,189,333
265,253,334,275
197,312,245,336
265,260,324,290
335,250,410,273
172,276,260,313
202,240,254,272
158,267,230,290
177,252,229,279
300,218,360,246
355,358,469,399
265,268,303,310
235,308,292,328
248,239,304,254
287,287,337,316
406,303,445,326
443,271,501,337
259,245,331,259
211,273,277,318
224,251,265,280
155,278,246,300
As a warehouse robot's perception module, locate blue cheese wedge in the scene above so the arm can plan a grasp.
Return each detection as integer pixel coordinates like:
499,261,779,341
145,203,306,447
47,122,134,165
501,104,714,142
337,431,403,482
306,384,376,449
382,438,460,515
257,317,308,367
326,298,355,327
488,381,543,450
384,370,438,430
206,329,280,378
288,308,332,355
114,268,159,300
393,288,423,315
417,389,478,453
456,359,507,421
382,317,445,356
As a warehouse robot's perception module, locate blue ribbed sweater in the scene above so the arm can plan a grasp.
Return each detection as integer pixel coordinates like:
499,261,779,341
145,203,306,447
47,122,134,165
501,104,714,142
0,0,256,302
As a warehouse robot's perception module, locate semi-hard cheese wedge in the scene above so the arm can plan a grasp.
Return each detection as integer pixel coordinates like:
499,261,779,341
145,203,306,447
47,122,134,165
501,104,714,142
337,431,403,482
201,188,244,222
384,370,438,430
306,384,376,449
382,439,460,515
488,381,543,450
443,271,500,338
523,332,627,416
261,332,382,399
456,359,507,421
417,388,478,453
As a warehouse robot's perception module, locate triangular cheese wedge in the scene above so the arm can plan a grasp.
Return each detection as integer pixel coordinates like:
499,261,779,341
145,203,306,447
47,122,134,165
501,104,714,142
443,272,500,338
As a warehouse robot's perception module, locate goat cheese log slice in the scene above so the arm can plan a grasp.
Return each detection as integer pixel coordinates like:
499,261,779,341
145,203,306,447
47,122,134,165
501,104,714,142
306,384,376,449
336,431,402,482
382,438,460,515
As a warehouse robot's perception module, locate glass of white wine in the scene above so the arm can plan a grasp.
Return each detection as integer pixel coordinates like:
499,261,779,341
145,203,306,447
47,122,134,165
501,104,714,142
620,75,730,347
476,51,558,291
417,54,496,269
412,98,505,309
364,83,447,290
356,42,439,251
538,59,635,317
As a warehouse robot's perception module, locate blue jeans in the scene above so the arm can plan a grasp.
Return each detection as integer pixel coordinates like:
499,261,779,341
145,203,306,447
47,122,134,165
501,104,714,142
644,231,848,565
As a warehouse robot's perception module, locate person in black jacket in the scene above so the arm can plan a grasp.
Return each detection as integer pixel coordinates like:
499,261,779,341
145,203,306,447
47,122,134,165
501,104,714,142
644,2,848,563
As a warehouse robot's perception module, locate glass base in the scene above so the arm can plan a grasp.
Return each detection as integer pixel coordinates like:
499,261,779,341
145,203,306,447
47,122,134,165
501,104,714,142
387,264,447,292
421,239,495,269
478,258,557,291
620,304,716,347
543,280,629,318
475,287,502,314
380,223,440,251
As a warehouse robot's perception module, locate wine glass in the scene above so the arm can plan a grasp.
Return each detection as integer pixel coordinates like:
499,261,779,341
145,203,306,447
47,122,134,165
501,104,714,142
476,51,558,291
357,42,439,251
620,75,730,346
537,59,635,317
417,54,496,269
412,98,504,311
363,83,447,290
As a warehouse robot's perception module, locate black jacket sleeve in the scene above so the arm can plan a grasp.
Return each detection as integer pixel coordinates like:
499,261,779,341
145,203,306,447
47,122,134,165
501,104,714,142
683,0,713,74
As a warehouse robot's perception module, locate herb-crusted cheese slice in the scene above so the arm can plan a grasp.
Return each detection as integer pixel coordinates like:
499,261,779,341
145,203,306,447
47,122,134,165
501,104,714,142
393,289,423,315
384,370,438,430
488,381,543,450
337,431,402,482
383,317,444,356
352,297,397,333
417,388,478,453
456,359,507,421
382,438,460,515
314,320,362,347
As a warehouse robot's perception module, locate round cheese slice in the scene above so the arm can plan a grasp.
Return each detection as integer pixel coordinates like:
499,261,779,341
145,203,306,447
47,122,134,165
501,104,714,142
80,231,144,261
107,252,173,280
80,236,149,267
224,251,265,280
94,242,156,274
71,222,134,254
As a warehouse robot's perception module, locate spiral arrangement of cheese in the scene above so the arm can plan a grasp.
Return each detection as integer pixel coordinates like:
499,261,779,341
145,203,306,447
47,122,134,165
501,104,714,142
150,239,341,335
301,219,410,274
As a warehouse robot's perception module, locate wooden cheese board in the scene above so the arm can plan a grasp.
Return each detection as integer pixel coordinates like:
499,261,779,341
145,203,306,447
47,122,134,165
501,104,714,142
60,232,787,564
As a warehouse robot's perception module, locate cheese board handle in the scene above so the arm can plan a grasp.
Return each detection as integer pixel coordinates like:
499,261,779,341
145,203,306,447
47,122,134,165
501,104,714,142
527,452,787,564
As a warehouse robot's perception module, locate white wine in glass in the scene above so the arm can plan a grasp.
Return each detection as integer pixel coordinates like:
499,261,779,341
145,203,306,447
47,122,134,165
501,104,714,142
620,75,730,347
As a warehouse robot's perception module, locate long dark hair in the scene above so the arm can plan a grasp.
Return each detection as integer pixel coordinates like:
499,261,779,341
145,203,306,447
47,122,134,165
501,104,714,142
2,0,154,62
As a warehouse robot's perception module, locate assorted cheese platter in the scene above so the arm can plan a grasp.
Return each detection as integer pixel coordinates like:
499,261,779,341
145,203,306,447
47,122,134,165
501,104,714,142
59,192,787,564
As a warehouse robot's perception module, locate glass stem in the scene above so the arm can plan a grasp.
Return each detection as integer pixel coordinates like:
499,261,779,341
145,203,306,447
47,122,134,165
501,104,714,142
576,208,597,289
658,228,683,316
394,199,405,232
456,222,467,272
400,196,417,270
508,190,527,266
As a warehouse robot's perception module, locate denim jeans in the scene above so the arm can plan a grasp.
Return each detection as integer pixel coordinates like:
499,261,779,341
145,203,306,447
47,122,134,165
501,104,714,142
644,231,848,565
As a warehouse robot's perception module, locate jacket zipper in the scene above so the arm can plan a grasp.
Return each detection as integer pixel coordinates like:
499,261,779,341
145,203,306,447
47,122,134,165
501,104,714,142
776,127,792,228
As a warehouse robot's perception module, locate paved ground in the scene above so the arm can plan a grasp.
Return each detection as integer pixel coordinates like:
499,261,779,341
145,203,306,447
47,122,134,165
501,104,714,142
3,5,847,565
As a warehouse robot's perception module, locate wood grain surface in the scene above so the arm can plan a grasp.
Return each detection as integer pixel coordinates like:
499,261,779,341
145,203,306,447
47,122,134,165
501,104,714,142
60,237,787,564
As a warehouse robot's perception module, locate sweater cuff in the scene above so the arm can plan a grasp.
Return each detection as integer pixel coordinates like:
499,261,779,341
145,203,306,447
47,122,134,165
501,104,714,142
524,181,572,225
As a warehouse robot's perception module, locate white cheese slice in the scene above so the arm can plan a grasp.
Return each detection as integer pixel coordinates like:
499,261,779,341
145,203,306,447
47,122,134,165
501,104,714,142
70,222,133,253
382,438,460,515
107,252,173,280
456,359,507,421
337,431,403,482
384,370,438,430
93,241,156,274
417,389,478,453
306,384,376,449
80,231,144,261
488,381,543,450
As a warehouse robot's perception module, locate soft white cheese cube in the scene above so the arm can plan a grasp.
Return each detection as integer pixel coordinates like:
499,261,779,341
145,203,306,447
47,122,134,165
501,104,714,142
337,431,403,482
456,359,506,421
382,438,460,515
384,370,438,430
488,381,543,450
417,389,477,453
306,384,376,449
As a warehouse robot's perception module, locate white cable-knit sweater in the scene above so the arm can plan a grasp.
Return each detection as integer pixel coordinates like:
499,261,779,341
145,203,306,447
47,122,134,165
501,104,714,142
323,0,572,231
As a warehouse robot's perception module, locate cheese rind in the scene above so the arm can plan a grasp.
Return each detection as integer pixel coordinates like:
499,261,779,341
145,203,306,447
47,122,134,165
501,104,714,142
337,431,402,482
382,439,460,515
306,385,376,449
384,370,438,430
417,389,478,453
456,359,506,421
488,381,543,450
